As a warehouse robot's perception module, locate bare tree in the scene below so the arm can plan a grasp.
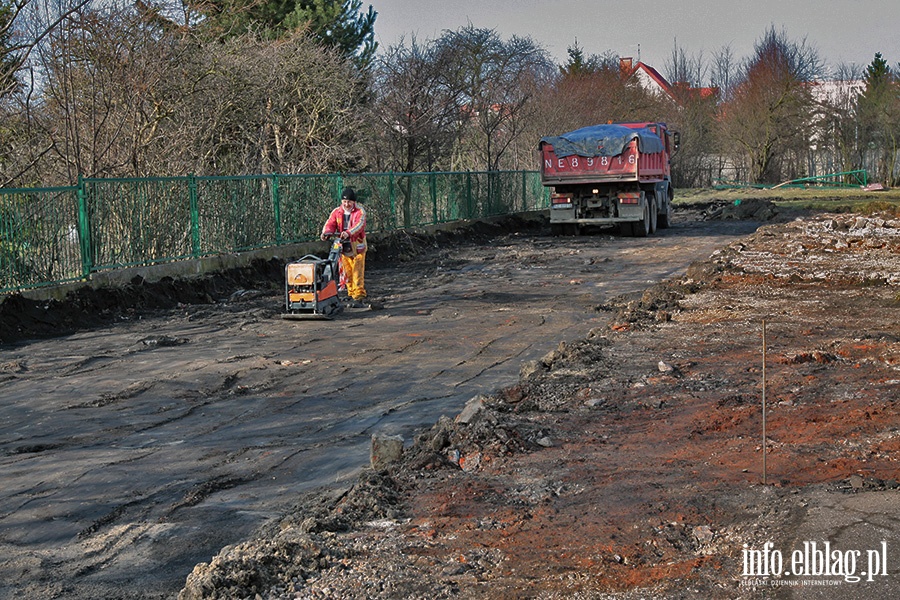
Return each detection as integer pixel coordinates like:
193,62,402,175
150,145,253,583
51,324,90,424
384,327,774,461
718,27,822,183
32,1,196,181
433,25,554,172
665,37,705,89
1,0,93,98
191,30,364,174
5,2,364,185
369,35,463,173
536,46,663,144
807,61,865,181
710,44,737,102
660,39,718,187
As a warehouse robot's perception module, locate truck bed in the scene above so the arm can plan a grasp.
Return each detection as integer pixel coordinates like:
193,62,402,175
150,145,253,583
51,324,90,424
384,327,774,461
539,123,669,185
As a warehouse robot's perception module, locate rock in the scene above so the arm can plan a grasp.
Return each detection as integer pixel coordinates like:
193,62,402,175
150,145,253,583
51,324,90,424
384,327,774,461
442,562,469,576
849,474,865,489
705,206,724,219
519,359,547,380
371,434,404,469
851,217,869,230
459,451,481,472
658,361,675,373
536,436,554,448
430,429,450,452
500,385,525,403
456,395,486,425
693,525,715,545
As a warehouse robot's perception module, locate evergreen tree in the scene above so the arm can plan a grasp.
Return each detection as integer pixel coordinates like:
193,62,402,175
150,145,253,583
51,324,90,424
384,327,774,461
859,53,892,121
195,0,376,69
864,53,890,86
560,40,589,77
559,39,616,78
857,53,900,185
284,0,377,68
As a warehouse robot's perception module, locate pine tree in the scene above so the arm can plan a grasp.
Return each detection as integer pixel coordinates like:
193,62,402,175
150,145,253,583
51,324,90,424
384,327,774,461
195,0,376,69
284,0,377,68
857,53,900,185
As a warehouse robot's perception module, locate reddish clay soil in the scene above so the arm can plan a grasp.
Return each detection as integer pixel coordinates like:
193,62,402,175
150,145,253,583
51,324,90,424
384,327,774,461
178,209,900,599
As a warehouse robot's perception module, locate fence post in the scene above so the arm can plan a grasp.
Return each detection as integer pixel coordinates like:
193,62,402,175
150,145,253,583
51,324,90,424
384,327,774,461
188,174,201,258
272,174,282,245
76,175,92,279
389,171,396,229
430,172,438,224
466,170,473,219
488,171,496,215
521,170,527,212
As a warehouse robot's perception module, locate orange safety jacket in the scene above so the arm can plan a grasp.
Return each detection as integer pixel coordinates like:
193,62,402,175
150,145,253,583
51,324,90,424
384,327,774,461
322,204,367,253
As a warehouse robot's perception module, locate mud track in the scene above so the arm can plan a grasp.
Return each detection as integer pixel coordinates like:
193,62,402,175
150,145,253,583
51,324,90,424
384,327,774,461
0,209,769,599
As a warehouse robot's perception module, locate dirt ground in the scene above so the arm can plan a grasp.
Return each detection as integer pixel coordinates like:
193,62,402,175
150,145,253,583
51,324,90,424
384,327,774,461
180,202,900,599
3,199,900,599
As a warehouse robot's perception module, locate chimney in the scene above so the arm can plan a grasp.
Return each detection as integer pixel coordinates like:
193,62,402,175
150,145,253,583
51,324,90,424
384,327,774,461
619,57,634,73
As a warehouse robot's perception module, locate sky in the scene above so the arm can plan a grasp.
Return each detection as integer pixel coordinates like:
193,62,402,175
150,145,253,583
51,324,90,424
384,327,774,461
367,0,900,79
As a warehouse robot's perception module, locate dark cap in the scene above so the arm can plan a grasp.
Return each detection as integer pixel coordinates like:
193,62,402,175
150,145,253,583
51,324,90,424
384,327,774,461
341,187,356,202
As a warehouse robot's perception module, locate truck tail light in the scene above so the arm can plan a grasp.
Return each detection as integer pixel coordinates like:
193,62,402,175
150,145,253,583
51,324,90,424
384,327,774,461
551,193,573,209
617,192,640,205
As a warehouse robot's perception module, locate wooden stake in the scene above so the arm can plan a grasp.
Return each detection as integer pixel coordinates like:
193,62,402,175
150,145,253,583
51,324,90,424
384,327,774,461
762,319,767,485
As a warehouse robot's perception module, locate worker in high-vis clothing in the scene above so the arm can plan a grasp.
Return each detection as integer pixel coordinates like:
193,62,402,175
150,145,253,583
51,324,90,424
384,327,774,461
321,187,368,305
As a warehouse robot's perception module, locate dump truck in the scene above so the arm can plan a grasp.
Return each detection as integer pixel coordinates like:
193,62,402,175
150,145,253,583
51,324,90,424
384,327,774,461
538,122,679,236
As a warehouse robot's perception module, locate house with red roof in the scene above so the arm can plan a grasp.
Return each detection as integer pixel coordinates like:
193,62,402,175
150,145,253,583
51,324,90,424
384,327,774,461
618,57,718,103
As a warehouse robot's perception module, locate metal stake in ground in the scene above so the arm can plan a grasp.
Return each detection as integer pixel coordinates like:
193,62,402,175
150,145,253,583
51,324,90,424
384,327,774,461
762,319,767,485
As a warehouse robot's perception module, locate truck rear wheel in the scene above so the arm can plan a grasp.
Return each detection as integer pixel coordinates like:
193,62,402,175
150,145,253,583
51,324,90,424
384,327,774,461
657,208,670,229
551,223,580,236
631,204,650,237
657,189,672,229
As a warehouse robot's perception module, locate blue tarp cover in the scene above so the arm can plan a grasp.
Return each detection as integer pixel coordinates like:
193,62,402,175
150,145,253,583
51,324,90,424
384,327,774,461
540,124,664,158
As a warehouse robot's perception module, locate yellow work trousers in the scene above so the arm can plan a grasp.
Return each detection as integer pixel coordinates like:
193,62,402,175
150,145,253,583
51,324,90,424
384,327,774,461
341,253,366,300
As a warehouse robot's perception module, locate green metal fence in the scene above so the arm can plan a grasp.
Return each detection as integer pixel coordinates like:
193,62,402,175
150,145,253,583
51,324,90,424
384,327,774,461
713,169,870,190
1,170,548,294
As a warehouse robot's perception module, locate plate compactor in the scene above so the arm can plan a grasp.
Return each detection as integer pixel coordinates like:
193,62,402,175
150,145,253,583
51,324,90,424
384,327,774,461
282,237,345,320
